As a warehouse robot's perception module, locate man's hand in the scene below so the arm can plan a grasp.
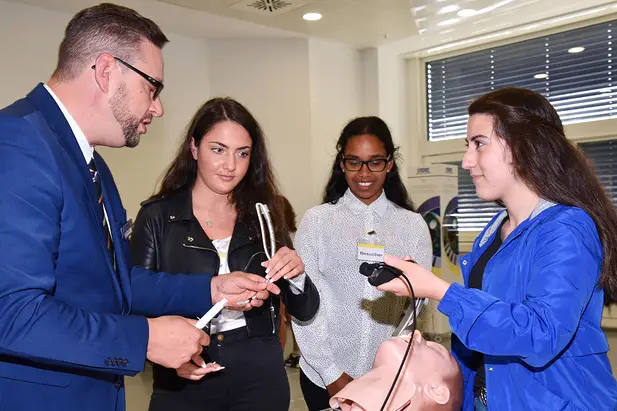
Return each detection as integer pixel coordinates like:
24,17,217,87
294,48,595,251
146,317,209,369
327,372,354,397
176,354,224,381
211,271,280,310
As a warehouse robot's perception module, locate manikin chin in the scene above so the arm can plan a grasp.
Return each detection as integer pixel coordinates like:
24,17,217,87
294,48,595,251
329,331,463,411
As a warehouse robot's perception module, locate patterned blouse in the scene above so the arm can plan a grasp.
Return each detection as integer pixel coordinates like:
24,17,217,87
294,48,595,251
292,189,433,388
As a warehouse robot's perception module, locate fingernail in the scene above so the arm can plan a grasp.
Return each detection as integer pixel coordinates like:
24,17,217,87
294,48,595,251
261,262,267,267
265,267,270,274
283,275,288,280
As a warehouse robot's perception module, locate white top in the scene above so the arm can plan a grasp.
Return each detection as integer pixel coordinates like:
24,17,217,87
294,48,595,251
210,236,247,333
292,189,433,388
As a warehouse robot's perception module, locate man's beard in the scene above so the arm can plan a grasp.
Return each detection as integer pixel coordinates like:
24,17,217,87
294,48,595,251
109,82,149,148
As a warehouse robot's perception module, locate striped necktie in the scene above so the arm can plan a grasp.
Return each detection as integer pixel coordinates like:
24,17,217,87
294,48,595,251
87,156,116,270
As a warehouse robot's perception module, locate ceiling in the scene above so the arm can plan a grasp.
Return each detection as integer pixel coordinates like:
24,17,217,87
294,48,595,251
155,0,617,48
5,0,617,49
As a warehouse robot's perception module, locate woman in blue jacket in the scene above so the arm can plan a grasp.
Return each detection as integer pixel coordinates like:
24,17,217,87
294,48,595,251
379,87,617,411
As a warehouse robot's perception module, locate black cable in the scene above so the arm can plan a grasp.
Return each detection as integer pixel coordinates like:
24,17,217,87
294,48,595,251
379,273,416,411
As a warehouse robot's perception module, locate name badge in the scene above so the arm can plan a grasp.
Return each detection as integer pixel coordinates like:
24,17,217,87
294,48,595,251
121,219,133,240
357,242,385,262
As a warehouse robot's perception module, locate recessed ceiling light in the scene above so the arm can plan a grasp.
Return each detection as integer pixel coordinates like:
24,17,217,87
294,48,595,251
568,46,585,53
534,73,549,79
438,5,461,14
457,9,477,17
438,18,460,26
303,12,322,21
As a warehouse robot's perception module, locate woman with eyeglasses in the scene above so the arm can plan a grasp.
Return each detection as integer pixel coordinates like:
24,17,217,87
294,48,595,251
130,97,320,411
291,116,433,411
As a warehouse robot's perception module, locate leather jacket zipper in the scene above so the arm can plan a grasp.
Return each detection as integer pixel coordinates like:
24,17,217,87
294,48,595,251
269,300,276,334
182,243,217,253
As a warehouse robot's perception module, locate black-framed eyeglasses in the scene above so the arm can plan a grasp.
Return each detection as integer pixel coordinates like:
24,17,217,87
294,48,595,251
91,57,164,100
341,156,391,172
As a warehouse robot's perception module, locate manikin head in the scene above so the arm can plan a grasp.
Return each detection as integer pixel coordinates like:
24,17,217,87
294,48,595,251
330,331,462,411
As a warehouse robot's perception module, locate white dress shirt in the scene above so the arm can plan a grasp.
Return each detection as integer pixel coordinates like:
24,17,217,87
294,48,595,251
292,189,433,388
43,84,93,163
44,84,112,238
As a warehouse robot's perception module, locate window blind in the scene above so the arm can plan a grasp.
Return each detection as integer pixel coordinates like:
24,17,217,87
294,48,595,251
445,162,504,232
428,19,615,141
580,140,617,204
446,140,617,234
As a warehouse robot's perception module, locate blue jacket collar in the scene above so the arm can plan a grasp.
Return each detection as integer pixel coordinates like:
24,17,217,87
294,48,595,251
478,199,557,248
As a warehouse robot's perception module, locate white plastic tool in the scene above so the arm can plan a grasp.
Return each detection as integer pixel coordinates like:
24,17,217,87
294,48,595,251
256,202,276,284
195,298,228,330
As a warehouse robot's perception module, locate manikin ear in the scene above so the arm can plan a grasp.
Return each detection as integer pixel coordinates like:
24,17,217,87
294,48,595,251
190,138,198,160
423,383,451,405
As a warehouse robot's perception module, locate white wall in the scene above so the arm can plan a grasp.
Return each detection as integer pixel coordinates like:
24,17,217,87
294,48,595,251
308,38,363,204
0,0,66,106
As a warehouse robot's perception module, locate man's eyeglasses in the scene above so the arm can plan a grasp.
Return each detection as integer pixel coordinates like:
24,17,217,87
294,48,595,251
91,57,164,100
341,156,391,172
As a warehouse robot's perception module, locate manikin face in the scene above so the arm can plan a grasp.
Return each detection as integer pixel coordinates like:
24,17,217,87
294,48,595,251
462,114,516,202
106,41,164,148
330,331,461,411
191,121,252,196
341,134,393,205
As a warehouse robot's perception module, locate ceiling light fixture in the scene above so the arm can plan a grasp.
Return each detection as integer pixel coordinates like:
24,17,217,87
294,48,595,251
438,5,461,14
303,12,322,21
534,73,549,79
457,9,477,17
438,18,460,27
568,46,585,53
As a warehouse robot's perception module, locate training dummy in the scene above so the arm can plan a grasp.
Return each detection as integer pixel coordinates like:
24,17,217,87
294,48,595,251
330,330,463,411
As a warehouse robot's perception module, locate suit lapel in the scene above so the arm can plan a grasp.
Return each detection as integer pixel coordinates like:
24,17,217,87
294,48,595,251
27,85,102,221
27,84,125,308
94,152,131,311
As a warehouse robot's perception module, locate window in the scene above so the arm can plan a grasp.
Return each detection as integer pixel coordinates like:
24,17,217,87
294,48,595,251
445,162,504,233
446,139,617,234
427,19,615,141
580,139,617,204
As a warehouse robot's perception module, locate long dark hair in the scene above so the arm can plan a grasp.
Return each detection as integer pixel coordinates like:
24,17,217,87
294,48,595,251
322,116,414,211
469,87,617,305
152,97,287,236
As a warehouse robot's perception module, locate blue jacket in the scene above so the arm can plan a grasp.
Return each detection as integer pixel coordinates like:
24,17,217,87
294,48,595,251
438,201,617,410
0,84,214,411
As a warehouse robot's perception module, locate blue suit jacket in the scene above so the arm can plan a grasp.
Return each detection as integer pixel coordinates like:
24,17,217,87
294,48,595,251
0,84,214,411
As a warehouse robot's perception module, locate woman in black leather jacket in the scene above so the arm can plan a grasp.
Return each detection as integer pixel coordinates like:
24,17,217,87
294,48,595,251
130,97,319,411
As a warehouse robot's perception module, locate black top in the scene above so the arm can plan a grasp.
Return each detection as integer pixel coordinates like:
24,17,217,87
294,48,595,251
470,217,508,396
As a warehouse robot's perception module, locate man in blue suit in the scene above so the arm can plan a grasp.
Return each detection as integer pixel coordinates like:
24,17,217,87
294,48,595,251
0,3,279,411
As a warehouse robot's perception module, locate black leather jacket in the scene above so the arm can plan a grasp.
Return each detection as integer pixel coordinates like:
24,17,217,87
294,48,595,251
130,190,320,337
